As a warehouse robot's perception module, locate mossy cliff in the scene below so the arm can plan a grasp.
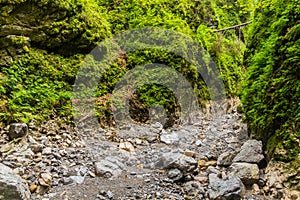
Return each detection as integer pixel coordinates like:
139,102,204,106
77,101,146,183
0,0,251,126
0,0,111,124
0,0,111,58
241,0,300,189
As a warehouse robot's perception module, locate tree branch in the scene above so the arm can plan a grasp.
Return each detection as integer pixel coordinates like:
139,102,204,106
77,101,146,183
214,21,252,32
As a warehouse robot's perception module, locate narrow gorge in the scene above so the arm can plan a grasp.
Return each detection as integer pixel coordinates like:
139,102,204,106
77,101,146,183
0,0,299,199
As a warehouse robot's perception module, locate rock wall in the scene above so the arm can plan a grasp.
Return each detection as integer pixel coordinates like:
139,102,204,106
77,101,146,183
0,0,111,67
241,0,300,189
0,0,251,126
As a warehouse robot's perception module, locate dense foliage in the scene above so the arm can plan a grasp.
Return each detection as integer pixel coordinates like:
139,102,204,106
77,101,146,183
241,0,300,170
92,0,251,124
0,0,111,125
0,0,299,190
0,0,111,55
0,49,83,124
0,0,252,126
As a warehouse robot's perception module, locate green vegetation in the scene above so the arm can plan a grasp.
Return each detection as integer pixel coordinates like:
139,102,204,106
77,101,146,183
240,0,300,182
0,0,111,55
0,49,83,123
92,0,252,124
0,0,111,124
1,0,299,175
0,0,252,126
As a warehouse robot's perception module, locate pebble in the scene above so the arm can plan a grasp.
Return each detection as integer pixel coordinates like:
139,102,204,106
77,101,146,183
168,169,183,182
42,147,52,155
194,175,208,183
184,150,196,157
70,176,85,184
29,184,38,193
160,132,179,144
130,171,137,175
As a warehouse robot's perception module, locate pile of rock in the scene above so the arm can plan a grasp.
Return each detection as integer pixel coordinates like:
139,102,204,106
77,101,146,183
155,139,266,199
208,140,266,199
0,112,296,199
0,121,90,199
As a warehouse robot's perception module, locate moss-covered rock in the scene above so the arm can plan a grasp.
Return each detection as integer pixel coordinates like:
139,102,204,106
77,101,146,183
0,0,111,124
241,0,300,188
0,0,252,127
0,0,111,58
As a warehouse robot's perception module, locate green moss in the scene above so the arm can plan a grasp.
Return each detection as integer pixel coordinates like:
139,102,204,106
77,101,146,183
0,49,83,124
11,36,28,46
0,0,112,55
0,0,254,127
241,0,300,162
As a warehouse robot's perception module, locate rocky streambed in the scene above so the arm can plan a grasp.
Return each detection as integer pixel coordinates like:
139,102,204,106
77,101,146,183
0,109,299,200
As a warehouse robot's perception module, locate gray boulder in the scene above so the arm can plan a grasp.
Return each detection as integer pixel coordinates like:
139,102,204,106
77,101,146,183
95,157,124,178
229,163,259,185
232,140,265,165
208,174,245,200
8,123,28,140
183,181,205,199
155,152,197,174
0,163,30,200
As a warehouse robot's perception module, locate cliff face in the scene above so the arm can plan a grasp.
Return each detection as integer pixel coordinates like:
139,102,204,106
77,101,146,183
1,0,252,126
0,0,111,67
0,0,111,124
241,0,300,189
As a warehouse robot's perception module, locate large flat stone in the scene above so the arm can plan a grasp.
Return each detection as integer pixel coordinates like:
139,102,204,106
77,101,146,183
95,157,124,178
155,152,197,174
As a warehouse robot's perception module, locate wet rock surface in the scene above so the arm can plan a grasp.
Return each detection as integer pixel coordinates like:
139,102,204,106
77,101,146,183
0,110,298,199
